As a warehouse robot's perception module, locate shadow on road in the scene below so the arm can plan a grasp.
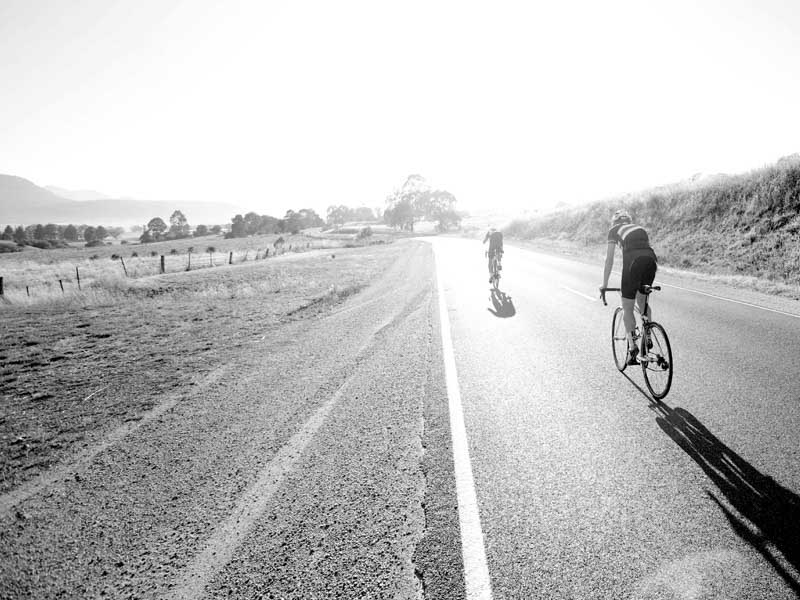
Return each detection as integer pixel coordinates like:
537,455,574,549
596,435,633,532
621,374,800,593
488,289,515,318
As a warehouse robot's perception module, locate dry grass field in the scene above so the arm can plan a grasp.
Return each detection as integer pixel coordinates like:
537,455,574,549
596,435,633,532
0,231,396,306
0,239,406,494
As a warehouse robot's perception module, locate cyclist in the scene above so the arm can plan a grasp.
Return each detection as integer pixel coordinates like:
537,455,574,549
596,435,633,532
601,209,658,365
483,227,504,283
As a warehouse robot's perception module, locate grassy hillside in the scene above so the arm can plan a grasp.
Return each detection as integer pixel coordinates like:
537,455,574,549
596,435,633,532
506,155,800,285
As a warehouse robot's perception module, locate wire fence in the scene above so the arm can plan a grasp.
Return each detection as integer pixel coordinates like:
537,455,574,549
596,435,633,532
0,242,320,304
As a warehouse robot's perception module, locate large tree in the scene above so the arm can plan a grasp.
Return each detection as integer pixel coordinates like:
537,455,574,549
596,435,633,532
43,223,59,239
146,217,168,240
83,226,97,242
384,175,459,231
230,214,246,237
169,210,190,238
2,225,13,240
63,224,78,241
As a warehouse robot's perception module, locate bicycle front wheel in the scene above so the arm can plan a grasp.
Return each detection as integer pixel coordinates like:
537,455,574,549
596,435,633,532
641,321,673,399
611,307,628,372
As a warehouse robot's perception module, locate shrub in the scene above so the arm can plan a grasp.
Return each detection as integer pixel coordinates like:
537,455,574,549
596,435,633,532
30,240,51,249
85,240,104,247
0,240,21,253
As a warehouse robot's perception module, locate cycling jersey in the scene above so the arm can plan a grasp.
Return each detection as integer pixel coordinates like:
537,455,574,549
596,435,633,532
608,223,657,299
608,223,651,252
484,230,503,255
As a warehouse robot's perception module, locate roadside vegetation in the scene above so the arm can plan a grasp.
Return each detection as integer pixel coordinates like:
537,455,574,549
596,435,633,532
0,230,391,307
505,154,800,291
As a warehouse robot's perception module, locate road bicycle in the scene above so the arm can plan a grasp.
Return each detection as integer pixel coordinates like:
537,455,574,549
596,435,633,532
600,285,673,399
488,250,503,290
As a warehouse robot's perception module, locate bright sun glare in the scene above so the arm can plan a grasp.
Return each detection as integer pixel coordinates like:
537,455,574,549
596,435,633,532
1,0,798,217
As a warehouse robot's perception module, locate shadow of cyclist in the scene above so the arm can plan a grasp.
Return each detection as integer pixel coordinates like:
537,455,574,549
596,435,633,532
622,374,800,593
488,288,515,318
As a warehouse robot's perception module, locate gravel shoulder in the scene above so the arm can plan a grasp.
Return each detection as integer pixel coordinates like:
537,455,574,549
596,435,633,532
1,240,464,599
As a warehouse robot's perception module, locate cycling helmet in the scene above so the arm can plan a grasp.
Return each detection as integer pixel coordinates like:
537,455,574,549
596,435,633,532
610,209,632,227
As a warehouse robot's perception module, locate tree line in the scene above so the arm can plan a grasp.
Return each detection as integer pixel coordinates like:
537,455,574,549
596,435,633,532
1,223,125,246
138,210,224,242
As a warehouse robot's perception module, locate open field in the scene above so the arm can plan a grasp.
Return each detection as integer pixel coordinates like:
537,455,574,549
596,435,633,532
0,230,393,306
0,241,408,495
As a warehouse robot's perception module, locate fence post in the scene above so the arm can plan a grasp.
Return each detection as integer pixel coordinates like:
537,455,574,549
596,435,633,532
26,285,30,297
160,255,165,274
59,279,64,293
76,266,81,290
266,248,270,258
0,276,3,296
120,257,128,277
229,251,233,265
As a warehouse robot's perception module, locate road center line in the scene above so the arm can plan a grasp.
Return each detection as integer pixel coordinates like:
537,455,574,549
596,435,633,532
560,286,597,302
434,250,494,600
169,379,347,600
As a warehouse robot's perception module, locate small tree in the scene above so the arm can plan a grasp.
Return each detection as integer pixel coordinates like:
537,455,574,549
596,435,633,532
34,224,45,240
83,226,97,243
194,224,208,237
95,225,108,240
2,225,13,240
13,226,26,244
206,246,215,266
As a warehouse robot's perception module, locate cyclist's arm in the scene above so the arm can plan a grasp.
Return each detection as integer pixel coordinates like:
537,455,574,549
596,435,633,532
602,242,615,288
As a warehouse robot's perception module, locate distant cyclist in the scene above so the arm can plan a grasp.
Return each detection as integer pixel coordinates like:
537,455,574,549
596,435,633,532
483,227,504,283
601,209,658,365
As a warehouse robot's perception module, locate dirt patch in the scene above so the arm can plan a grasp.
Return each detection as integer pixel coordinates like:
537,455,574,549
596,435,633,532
0,243,408,494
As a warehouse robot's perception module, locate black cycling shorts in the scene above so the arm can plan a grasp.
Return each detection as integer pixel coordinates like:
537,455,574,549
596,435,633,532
621,249,657,299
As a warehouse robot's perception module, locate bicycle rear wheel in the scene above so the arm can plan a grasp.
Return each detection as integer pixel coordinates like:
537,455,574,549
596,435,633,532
611,307,628,372
641,321,673,399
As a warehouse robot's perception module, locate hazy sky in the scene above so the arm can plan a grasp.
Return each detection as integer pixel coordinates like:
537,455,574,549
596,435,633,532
1,0,798,217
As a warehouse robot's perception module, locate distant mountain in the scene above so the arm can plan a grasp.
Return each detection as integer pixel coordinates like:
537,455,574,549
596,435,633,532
1,174,247,226
45,186,110,202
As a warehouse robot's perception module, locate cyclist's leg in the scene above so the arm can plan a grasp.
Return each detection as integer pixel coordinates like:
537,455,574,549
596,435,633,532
620,255,638,351
634,254,657,320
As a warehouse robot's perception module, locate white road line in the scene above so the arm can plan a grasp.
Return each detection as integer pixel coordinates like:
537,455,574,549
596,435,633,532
561,286,597,302
658,281,800,319
434,251,494,600
169,381,347,600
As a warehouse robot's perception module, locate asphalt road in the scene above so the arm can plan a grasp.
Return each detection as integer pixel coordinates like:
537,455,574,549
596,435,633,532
433,236,800,599
1,237,799,599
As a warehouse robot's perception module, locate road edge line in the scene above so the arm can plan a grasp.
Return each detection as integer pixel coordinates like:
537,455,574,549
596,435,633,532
434,249,494,600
